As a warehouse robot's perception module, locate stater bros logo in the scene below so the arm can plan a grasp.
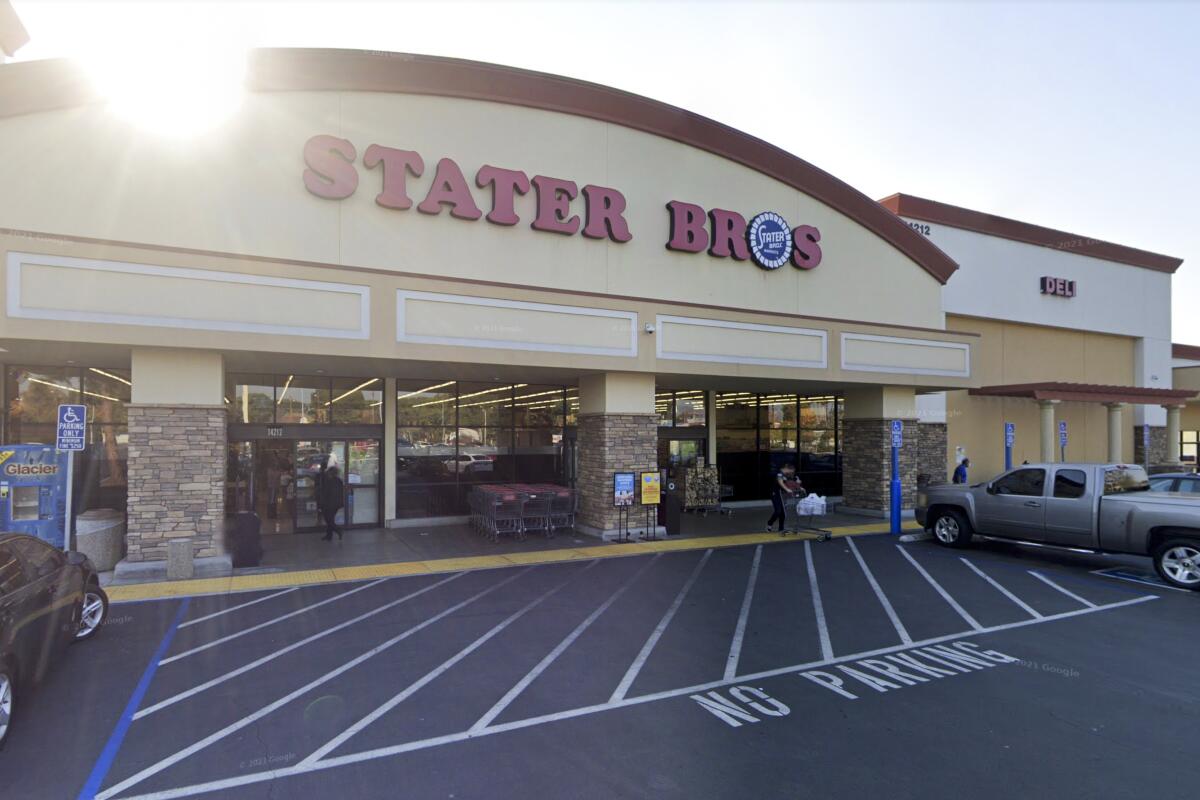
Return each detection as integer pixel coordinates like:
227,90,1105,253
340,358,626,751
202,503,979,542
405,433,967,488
747,212,794,270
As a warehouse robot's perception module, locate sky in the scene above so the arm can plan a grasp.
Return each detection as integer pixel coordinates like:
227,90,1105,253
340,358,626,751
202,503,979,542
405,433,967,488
9,0,1200,343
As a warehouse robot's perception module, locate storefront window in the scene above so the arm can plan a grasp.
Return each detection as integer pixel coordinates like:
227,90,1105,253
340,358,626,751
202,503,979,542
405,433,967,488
656,391,674,427
226,374,274,424
395,379,570,518
4,366,129,518
331,378,383,424
276,375,330,424
674,391,706,427
759,394,797,428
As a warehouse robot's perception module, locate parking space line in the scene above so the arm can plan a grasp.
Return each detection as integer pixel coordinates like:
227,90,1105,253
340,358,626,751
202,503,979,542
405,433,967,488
471,554,665,733
846,537,912,645
76,599,190,800
133,572,467,720
805,540,833,660
896,546,983,631
116,592,1160,800
177,588,298,629
610,549,713,703
301,559,603,766
1029,570,1097,607
95,567,536,800
159,579,389,665
960,558,1043,619
723,545,763,680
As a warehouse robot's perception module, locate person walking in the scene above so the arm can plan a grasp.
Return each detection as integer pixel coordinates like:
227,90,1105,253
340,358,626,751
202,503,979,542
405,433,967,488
767,463,801,533
319,464,346,541
952,457,970,484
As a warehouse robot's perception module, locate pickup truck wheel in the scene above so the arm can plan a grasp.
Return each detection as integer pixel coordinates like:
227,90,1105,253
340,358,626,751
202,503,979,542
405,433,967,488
932,509,973,548
1153,540,1200,590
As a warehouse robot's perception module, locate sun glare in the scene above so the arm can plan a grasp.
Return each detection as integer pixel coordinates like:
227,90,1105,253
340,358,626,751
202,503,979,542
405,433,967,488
82,40,247,138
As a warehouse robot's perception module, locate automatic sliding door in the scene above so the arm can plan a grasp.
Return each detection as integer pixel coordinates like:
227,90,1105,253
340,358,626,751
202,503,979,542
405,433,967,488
294,440,346,531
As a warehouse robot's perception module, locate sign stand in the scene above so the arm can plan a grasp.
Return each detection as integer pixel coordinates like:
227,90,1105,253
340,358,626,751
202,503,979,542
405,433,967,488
638,470,661,541
1059,421,1068,463
616,506,633,543
56,404,87,551
889,420,903,535
1004,422,1015,471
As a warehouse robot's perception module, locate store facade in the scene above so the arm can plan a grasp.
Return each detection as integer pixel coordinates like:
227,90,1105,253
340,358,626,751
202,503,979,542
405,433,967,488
0,48,1184,575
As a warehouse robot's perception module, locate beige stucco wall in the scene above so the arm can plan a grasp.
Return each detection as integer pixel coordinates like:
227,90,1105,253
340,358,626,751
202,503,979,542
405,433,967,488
131,348,224,405
0,91,944,331
945,314,1136,480
579,372,655,414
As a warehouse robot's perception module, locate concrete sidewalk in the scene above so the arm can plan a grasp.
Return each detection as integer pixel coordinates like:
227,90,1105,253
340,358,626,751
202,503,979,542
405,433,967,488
104,516,924,603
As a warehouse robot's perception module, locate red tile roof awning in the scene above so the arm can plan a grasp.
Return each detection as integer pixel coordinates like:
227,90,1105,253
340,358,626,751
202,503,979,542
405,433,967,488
969,382,1197,405
1173,343,1200,361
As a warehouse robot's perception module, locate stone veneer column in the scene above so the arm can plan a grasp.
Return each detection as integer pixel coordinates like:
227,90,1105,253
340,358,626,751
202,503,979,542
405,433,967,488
1133,424,1169,468
841,386,920,516
125,404,226,562
842,419,919,512
576,413,658,536
575,372,657,539
916,422,949,485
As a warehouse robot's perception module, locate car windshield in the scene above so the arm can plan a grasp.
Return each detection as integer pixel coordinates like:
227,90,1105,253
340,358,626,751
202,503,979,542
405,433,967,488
1103,466,1151,495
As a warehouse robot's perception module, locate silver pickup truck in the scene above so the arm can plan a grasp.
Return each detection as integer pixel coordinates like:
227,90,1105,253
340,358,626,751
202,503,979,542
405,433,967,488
915,463,1200,590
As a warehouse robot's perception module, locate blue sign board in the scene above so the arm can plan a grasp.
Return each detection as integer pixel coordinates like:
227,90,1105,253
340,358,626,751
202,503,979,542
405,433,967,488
613,472,635,507
0,445,71,547
746,211,794,270
56,404,87,451
890,419,903,448
1059,420,1068,447
1142,424,1151,447
1004,422,1015,447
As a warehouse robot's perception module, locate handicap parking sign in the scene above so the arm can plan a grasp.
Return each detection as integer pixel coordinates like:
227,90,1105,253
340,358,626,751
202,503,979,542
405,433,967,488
56,404,87,451
1058,420,1068,447
890,419,903,448
1004,422,1015,447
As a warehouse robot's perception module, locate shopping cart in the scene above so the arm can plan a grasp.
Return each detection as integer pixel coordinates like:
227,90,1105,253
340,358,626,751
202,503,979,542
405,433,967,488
782,492,832,541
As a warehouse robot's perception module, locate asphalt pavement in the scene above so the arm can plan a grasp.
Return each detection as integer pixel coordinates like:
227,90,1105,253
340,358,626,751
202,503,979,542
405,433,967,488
4,533,1197,800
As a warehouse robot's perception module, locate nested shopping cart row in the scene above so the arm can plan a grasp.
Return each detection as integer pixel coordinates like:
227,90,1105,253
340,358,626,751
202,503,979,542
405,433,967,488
468,484,578,541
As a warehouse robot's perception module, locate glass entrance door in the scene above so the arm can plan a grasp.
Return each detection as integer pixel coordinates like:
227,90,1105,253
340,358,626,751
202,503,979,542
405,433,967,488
294,440,345,531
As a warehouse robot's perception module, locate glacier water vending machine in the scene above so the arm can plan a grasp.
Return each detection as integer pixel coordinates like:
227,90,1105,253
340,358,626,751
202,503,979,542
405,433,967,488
0,445,71,547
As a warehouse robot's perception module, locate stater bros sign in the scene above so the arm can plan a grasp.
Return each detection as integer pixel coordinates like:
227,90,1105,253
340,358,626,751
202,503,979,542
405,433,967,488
303,134,824,272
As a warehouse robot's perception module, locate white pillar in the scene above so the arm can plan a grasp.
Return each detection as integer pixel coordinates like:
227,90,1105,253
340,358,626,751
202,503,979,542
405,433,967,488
1165,404,1183,464
1105,403,1126,463
706,389,717,467
1038,399,1059,463
384,377,397,522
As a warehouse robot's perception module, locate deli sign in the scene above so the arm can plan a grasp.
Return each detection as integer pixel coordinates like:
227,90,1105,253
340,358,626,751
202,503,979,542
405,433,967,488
302,135,822,273
1040,276,1077,298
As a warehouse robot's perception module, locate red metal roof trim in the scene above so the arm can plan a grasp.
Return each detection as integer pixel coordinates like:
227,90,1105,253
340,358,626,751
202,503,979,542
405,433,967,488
970,382,1196,405
879,193,1183,274
1172,343,1200,361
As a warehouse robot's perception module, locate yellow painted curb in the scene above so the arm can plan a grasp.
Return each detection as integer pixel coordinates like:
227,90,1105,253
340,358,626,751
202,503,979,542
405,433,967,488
106,520,925,603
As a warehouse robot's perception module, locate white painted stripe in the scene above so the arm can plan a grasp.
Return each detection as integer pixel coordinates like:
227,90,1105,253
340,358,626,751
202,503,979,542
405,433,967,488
160,579,389,665
846,537,912,645
471,554,663,733
896,545,984,631
95,567,535,800
724,545,763,680
134,573,466,720
300,560,601,766
116,593,1159,800
1029,571,1097,607
609,549,713,703
961,559,1043,619
805,540,833,660
178,588,299,629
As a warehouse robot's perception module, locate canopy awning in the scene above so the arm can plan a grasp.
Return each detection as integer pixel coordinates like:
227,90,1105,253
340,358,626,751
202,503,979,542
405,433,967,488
969,382,1196,405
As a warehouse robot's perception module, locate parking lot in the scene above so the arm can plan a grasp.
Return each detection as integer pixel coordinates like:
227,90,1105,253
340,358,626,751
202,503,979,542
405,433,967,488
4,533,1196,799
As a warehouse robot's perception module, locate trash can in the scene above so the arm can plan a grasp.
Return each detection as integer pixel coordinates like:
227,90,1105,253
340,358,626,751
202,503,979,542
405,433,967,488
663,493,683,536
74,508,125,571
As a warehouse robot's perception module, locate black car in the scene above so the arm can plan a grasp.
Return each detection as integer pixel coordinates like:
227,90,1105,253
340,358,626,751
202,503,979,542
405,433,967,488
0,534,108,749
